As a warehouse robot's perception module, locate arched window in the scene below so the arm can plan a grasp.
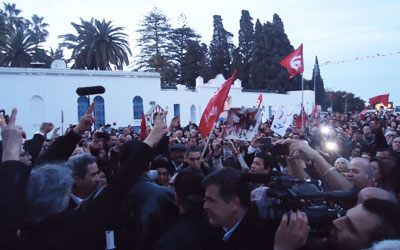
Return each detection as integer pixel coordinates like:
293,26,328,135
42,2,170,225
77,96,89,121
190,105,196,123
133,96,143,119
30,95,45,131
93,96,105,130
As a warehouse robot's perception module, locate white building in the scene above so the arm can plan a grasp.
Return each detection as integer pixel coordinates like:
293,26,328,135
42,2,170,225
0,66,314,138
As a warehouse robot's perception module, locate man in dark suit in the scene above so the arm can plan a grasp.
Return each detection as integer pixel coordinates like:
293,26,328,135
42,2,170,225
202,168,274,250
67,153,100,209
121,141,179,250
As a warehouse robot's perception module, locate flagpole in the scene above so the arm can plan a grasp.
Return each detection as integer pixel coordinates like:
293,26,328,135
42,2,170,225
345,95,348,113
202,122,217,158
330,92,333,113
301,73,304,129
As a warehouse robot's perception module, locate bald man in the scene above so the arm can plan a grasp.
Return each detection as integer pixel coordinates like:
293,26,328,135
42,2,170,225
346,157,375,192
358,187,398,204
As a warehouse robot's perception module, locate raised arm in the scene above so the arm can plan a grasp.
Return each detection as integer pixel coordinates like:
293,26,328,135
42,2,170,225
36,103,95,164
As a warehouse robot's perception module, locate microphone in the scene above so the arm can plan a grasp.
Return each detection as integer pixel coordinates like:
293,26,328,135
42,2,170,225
76,86,105,96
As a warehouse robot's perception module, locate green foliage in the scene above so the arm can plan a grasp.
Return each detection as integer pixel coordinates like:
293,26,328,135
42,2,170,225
136,7,174,83
209,15,232,79
59,18,131,70
169,14,201,85
236,10,254,88
248,14,301,92
181,40,210,87
312,57,326,105
0,3,50,67
322,90,365,112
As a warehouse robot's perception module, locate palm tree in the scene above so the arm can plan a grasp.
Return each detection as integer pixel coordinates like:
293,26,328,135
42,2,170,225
59,18,132,70
29,14,49,45
2,3,23,31
0,27,46,67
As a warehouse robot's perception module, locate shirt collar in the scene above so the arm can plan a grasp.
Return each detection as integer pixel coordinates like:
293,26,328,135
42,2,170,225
222,211,247,242
70,193,83,206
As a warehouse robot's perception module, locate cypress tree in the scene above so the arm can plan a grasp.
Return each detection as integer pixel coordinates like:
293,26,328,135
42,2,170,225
209,15,232,79
237,10,254,88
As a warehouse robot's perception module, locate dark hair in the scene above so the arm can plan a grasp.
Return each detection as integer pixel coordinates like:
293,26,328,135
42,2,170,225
254,152,276,170
119,140,141,165
68,153,97,179
151,154,169,170
363,198,400,243
175,172,204,212
202,168,250,208
185,145,201,157
222,155,241,171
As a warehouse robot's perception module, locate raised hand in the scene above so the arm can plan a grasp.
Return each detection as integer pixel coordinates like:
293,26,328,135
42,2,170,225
40,122,54,135
74,102,95,135
51,127,60,141
169,114,180,132
0,108,23,162
144,111,168,148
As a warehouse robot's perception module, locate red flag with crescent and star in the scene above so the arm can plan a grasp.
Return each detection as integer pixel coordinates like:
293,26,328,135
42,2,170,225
280,44,304,79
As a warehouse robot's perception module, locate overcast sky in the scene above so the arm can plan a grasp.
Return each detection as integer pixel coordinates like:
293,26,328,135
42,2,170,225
9,0,400,106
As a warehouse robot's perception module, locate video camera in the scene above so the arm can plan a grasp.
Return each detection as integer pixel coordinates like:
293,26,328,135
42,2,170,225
243,173,356,238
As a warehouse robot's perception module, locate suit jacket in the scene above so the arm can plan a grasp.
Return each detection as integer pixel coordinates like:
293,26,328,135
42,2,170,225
36,129,81,165
214,209,274,250
20,141,155,250
153,211,218,250
0,161,31,249
127,174,179,250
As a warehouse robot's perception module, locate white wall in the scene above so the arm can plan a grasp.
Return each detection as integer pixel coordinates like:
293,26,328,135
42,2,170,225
0,67,314,138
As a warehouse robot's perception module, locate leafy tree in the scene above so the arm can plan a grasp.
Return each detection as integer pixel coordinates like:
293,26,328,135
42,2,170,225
59,18,131,70
0,3,49,67
248,19,268,89
28,14,49,45
264,14,299,92
169,14,200,84
0,27,47,67
181,40,209,87
237,10,254,88
322,90,365,112
136,7,175,83
209,15,232,79
2,2,23,31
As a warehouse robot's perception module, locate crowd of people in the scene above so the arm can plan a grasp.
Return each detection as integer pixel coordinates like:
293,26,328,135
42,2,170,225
1,102,400,250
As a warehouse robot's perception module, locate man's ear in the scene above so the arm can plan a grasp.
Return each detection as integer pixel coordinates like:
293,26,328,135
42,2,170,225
230,196,241,212
74,176,82,187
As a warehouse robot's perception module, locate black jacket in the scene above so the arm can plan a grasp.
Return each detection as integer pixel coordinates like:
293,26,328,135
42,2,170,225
19,141,154,250
153,211,217,250
0,161,31,249
127,174,179,250
214,209,274,250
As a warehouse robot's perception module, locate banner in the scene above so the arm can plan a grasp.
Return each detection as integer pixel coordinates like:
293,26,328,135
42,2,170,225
224,108,262,141
199,70,237,138
271,106,294,136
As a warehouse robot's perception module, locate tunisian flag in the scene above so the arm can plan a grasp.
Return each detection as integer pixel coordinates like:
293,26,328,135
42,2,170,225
369,94,389,107
199,69,237,138
279,44,304,79
256,94,263,108
140,111,147,141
